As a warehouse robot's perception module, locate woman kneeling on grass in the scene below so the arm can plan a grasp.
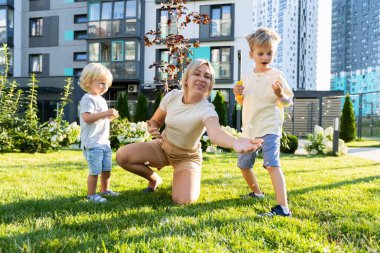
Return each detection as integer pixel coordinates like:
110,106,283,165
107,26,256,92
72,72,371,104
116,59,263,204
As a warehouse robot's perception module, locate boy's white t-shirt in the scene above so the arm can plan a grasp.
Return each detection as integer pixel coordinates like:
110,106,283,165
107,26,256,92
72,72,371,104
241,68,294,138
159,89,218,150
79,93,110,149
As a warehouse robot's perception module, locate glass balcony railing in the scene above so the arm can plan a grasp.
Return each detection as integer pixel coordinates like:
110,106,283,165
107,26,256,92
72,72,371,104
100,61,140,80
211,62,231,80
88,19,140,38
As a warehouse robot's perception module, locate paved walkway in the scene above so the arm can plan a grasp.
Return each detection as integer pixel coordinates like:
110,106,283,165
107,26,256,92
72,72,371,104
346,147,380,162
295,139,380,162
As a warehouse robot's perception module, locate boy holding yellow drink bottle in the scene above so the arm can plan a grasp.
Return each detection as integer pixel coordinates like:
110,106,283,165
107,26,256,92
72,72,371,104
233,28,294,217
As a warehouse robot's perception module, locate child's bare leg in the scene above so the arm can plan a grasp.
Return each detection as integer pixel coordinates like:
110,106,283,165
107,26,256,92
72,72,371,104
266,166,288,207
240,168,263,194
116,141,166,189
172,167,201,205
100,171,111,192
87,175,98,195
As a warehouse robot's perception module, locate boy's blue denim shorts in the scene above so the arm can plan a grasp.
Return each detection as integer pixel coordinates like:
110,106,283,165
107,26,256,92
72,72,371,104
83,145,112,175
237,134,281,169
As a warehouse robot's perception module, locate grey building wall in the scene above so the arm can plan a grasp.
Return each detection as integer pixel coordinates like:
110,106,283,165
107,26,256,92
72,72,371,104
331,0,380,74
18,0,87,77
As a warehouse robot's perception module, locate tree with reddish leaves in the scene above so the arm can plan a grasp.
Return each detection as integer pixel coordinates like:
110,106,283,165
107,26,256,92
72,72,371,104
144,0,211,92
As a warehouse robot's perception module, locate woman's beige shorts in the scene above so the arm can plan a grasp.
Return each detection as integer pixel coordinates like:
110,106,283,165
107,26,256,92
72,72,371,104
147,135,202,174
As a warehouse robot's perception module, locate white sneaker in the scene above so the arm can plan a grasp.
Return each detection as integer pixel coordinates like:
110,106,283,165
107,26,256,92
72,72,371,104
101,190,121,196
87,194,107,203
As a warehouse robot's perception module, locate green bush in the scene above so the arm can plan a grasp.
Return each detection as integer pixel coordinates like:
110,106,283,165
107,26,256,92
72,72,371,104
117,93,131,120
280,131,298,154
0,45,79,153
340,94,356,142
110,117,130,150
134,93,149,122
212,91,228,126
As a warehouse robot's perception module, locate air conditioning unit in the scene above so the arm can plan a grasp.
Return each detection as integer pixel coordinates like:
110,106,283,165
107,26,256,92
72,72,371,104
127,84,138,93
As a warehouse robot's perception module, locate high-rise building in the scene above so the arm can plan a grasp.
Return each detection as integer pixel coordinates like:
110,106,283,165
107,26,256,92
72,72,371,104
331,0,380,116
252,0,318,90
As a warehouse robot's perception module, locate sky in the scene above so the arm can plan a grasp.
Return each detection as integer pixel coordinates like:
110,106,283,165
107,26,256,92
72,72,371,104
316,0,332,90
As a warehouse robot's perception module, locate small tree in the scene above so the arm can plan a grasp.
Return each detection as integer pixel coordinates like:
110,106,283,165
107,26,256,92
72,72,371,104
134,93,149,122
212,91,228,126
340,94,356,142
117,93,130,120
144,0,211,92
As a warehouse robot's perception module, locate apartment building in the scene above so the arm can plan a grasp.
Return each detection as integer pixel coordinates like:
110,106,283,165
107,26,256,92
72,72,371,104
251,0,318,91
3,0,255,122
331,0,380,116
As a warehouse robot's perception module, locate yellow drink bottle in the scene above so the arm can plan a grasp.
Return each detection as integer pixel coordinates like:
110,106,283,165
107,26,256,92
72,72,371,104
236,80,243,100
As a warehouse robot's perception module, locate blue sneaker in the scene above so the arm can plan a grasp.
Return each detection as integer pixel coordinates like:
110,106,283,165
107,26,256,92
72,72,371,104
242,192,265,199
257,205,292,217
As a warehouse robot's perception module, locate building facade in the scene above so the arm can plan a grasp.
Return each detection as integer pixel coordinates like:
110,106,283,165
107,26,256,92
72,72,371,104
331,0,380,116
251,0,318,91
5,0,255,122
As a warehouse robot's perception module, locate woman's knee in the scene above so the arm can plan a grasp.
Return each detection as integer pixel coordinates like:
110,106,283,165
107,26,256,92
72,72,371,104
172,193,199,205
115,147,131,167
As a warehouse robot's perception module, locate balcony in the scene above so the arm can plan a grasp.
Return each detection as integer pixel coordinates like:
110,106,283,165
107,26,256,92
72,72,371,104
100,61,140,80
87,19,141,39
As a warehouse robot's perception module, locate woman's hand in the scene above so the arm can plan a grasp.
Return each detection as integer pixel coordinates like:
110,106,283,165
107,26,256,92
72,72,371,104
147,120,162,139
233,138,263,153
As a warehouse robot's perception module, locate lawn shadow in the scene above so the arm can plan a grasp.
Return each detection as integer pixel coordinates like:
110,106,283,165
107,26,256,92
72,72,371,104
285,162,380,175
289,175,380,196
0,188,270,251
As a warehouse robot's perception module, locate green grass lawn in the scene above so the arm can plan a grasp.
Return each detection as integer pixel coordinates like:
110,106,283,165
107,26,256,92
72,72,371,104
346,138,380,148
0,150,379,252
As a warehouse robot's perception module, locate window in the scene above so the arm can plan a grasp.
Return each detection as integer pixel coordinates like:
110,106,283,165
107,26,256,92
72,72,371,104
30,18,43,36
89,2,100,21
210,47,231,79
113,1,124,19
211,5,231,37
89,42,99,61
112,41,124,61
30,54,42,73
7,9,13,29
101,2,112,20
74,30,87,40
125,41,136,60
74,14,87,23
74,52,87,61
0,9,5,27
159,9,177,37
157,49,177,80
74,68,83,77
126,0,137,17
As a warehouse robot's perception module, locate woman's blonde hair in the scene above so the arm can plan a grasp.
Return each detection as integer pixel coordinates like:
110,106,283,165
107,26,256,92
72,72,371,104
181,59,215,97
246,27,281,51
79,63,113,92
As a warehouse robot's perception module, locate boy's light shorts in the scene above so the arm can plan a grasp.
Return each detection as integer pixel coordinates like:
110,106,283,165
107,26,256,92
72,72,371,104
237,134,281,169
83,145,112,175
